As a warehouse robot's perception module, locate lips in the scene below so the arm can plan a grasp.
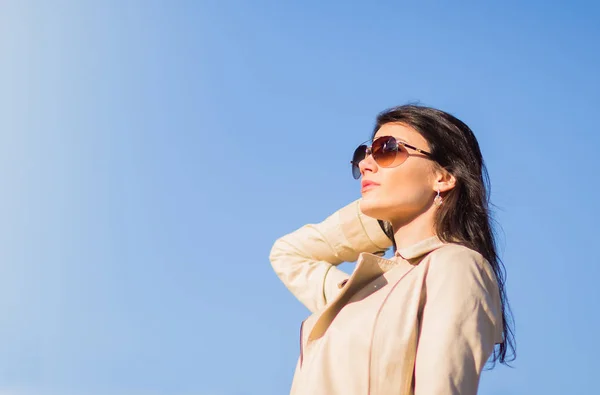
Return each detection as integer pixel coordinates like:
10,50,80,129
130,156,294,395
361,180,380,192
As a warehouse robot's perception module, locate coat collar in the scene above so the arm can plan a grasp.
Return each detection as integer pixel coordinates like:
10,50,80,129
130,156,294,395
394,235,446,261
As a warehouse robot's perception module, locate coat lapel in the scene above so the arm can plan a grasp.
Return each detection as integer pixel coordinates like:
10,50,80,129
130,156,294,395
307,236,447,342
308,252,405,341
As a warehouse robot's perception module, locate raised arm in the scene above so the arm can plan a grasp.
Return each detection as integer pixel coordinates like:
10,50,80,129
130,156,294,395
413,246,504,395
269,199,392,313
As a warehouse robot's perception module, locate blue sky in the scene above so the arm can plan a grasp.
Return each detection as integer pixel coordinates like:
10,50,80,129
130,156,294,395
1,1,598,394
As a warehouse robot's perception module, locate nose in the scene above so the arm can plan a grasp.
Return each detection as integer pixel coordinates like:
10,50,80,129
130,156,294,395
358,149,377,177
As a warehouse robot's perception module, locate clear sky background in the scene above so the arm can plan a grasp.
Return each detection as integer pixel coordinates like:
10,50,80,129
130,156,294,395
1,1,599,394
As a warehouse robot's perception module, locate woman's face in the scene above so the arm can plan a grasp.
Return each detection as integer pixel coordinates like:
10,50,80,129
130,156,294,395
359,122,438,224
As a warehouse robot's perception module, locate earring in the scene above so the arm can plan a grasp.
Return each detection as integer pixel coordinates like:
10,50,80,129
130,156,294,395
434,189,443,206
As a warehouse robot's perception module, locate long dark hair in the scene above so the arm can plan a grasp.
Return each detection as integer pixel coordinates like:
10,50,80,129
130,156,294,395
373,104,516,366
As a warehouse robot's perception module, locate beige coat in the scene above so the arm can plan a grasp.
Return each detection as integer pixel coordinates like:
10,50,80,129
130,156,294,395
270,198,504,395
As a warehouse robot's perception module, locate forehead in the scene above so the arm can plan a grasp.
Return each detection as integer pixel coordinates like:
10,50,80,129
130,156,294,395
373,122,430,149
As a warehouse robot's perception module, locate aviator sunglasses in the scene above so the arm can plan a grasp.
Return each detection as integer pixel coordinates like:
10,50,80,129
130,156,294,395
351,135,434,179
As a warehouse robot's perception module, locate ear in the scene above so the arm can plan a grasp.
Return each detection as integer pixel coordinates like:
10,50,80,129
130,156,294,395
433,168,456,193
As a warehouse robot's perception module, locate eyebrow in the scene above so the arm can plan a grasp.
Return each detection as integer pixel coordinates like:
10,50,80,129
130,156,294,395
373,135,411,145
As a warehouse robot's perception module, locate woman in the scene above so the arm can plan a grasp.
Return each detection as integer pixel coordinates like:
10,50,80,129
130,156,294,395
269,104,515,395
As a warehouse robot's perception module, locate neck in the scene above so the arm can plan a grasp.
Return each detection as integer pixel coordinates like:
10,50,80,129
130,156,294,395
390,205,437,250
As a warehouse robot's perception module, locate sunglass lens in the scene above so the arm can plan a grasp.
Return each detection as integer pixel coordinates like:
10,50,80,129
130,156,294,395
372,136,409,167
372,136,398,166
351,145,367,179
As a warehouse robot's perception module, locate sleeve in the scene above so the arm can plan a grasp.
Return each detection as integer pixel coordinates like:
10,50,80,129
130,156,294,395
269,198,392,313
413,247,504,395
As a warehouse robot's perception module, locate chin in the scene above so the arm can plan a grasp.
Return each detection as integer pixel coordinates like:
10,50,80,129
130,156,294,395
359,195,388,221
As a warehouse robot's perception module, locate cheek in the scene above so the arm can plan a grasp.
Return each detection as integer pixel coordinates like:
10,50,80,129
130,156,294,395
382,168,432,206
359,165,434,220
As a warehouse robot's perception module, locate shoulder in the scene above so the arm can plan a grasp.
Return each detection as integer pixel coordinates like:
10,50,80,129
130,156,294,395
420,243,505,346
426,243,497,289
429,243,488,269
